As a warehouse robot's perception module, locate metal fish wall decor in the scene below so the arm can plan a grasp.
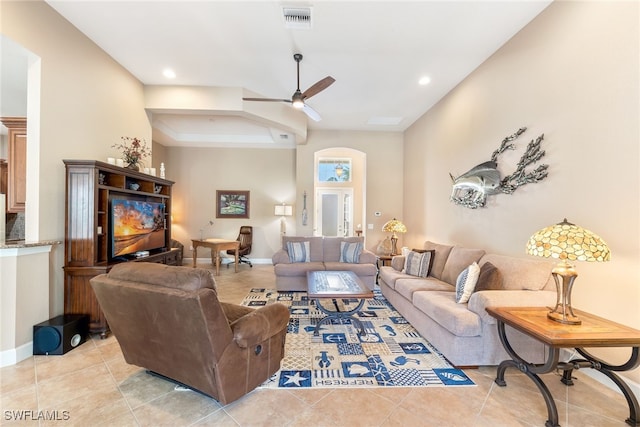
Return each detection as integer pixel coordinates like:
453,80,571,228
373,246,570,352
450,127,548,209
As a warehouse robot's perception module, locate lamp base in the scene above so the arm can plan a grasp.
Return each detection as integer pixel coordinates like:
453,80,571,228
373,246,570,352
548,263,581,325
390,236,399,256
547,310,581,325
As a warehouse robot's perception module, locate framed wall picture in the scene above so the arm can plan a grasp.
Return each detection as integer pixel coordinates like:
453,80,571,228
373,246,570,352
216,190,250,219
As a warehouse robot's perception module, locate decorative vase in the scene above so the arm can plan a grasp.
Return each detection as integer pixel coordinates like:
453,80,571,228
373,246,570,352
126,163,139,171
377,237,392,256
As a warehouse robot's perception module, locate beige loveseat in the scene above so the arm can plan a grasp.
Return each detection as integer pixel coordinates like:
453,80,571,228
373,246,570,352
272,236,377,291
378,241,558,367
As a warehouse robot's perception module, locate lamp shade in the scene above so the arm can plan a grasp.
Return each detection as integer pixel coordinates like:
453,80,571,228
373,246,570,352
526,218,610,263
382,218,407,235
274,204,293,216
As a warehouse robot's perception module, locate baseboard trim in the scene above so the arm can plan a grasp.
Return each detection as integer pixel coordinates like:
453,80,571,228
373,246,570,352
580,368,640,400
185,257,273,266
1,341,33,367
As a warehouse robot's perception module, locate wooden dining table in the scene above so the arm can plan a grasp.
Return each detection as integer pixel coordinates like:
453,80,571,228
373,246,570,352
191,238,239,275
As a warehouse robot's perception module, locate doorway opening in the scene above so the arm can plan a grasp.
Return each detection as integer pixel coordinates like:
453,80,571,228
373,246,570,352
313,148,365,238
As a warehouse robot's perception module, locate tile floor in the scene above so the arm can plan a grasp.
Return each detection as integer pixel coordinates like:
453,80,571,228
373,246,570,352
1,264,632,426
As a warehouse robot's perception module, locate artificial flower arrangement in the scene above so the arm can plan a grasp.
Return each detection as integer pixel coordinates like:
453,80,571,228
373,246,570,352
112,137,150,169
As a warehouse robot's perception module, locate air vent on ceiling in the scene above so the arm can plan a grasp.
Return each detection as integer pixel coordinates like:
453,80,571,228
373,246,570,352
282,7,312,29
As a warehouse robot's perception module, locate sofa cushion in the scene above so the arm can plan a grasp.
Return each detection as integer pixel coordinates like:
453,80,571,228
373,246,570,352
324,262,377,277
441,246,486,285
404,250,434,277
323,237,365,262
479,253,554,291
395,277,453,301
339,241,363,263
273,262,325,277
412,290,482,337
282,236,324,262
287,241,310,263
378,266,409,289
455,262,480,303
423,241,454,280
474,261,504,291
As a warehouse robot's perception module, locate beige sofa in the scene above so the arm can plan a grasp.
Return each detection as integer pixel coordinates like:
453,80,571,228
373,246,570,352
272,236,377,291
378,241,558,367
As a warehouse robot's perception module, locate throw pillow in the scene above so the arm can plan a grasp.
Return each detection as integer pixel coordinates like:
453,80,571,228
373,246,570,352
404,250,434,278
455,262,481,303
287,241,310,263
474,262,504,292
340,241,363,263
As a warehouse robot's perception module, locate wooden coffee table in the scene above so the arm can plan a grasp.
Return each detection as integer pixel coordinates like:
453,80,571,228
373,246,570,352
486,306,640,427
307,270,374,337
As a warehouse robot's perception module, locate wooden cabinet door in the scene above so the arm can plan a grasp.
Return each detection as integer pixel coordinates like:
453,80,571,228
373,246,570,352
1,117,27,212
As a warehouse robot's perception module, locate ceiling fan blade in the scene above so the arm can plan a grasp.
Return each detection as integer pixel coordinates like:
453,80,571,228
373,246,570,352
302,103,322,122
301,76,335,100
243,97,292,103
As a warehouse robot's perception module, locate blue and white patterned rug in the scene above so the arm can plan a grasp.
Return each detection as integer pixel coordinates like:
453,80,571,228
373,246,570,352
241,288,475,389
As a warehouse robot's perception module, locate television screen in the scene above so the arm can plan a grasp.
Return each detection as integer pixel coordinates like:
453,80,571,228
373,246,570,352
111,199,165,258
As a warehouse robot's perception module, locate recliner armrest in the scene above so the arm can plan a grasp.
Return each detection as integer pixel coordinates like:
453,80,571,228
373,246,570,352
229,303,290,348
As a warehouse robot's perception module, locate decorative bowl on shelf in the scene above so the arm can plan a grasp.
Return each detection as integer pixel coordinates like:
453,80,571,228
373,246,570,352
129,183,140,191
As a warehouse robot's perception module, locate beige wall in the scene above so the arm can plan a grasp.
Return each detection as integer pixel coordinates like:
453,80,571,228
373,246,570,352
2,1,152,321
163,129,404,261
165,146,297,260
404,1,639,382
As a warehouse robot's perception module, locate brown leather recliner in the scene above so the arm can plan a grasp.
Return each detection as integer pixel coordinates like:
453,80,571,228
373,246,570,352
90,262,289,404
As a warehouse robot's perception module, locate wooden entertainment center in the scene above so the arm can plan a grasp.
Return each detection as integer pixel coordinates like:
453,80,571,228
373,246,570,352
63,160,176,336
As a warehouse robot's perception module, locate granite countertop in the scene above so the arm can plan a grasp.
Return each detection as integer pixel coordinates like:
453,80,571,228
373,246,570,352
0,240,62,249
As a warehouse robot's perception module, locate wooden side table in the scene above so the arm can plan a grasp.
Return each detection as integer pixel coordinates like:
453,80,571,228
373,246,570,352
191,238,239,275
486,306,640,427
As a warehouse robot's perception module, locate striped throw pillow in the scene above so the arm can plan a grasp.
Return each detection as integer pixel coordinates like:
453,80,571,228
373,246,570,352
404,250,433,277
340,241,363,263
287,241,310,263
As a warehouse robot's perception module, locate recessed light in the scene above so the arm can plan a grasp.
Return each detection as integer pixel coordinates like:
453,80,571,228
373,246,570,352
163,68,176,79
418,76,431,86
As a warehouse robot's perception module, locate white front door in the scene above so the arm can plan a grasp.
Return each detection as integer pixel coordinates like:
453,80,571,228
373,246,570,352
315,188,353,237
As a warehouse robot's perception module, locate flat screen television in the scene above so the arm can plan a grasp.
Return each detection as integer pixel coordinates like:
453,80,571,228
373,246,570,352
110,199,166,258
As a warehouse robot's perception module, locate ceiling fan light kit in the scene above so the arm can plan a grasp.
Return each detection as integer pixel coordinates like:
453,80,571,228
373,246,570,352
243,53,334,121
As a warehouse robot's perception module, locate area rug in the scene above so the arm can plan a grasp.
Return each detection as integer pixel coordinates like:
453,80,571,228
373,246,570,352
241,288,475,389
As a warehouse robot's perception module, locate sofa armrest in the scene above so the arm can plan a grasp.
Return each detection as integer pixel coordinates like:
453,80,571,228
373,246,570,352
272,249,290,265
229,303,291,348
391,256,405,271
359,249,377,264
468,290,557,325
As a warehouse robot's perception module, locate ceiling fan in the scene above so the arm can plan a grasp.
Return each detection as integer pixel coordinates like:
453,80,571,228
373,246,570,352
243,53,335,122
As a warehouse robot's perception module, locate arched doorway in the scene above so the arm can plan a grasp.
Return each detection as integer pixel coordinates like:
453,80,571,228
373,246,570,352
313,148,366,238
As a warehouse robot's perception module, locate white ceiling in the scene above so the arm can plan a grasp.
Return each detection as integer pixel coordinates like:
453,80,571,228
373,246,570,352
41,1,552,147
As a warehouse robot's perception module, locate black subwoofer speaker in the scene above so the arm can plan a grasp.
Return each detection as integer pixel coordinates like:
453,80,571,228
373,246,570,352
33,314,89,355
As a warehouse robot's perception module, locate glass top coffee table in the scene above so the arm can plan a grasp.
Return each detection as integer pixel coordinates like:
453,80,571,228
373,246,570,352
307,270,374,336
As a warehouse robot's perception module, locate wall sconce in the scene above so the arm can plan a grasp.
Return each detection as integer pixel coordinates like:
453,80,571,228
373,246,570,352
335,163,344,178
274,203,293,235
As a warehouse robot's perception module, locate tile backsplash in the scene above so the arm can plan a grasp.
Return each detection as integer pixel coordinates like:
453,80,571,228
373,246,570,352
6,212,25,240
